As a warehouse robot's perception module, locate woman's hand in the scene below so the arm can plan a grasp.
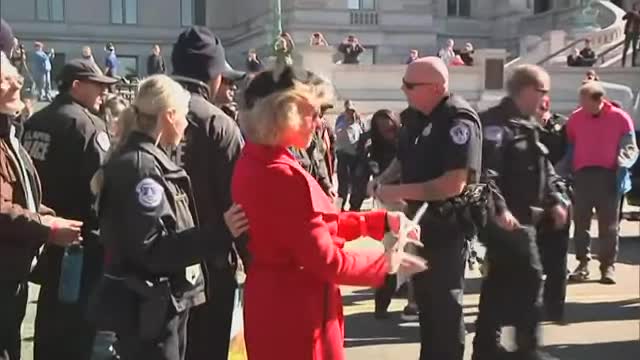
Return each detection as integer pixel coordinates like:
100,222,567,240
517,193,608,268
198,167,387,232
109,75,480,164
386,211,420,241
385,238,428,276
496,210,519,231
224,204,249,238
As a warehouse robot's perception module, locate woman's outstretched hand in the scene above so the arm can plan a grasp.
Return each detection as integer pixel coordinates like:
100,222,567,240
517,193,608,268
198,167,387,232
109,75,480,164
224,203,249,238
385,211,427,276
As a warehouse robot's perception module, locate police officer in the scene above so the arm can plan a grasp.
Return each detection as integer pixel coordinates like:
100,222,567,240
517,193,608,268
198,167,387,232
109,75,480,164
368,57,482,360
22,58,118,360
170,27,245,360
215,61,246,121
92,75,215,360
473,65,569,360
535,95,570,322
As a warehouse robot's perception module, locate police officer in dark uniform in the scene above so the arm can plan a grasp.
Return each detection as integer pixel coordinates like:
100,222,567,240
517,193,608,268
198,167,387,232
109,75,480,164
22,58,118,360
535,96,570,322
215,62,246,122
473,65,569,360
169,27,245,360
92,75,218,360
369,57,482,360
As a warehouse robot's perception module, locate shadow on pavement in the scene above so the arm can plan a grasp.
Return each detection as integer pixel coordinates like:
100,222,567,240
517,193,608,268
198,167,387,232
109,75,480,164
563,298,640,324
344,311,420,347
544,340,640,360
566,235,640,266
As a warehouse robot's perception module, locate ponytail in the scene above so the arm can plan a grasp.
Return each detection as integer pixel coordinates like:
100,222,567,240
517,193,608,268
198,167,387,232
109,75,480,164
91,74,191,196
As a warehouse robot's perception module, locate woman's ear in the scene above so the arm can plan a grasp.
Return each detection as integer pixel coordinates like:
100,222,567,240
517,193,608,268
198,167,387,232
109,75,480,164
160,108,177,128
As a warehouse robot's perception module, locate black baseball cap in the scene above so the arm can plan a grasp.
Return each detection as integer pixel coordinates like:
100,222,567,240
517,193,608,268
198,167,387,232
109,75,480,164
222,61,246,82
58,58,119,85
172,26,226,83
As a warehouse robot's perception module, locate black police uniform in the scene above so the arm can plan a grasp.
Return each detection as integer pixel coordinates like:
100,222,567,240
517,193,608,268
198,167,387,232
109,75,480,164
93,132,211,360
397,95,482,360
538,113,570,321
170,76,245,360
22,92,111,360
473,98,569,360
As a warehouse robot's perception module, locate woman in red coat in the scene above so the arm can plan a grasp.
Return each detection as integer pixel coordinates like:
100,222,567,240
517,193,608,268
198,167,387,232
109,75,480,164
231,66,426,360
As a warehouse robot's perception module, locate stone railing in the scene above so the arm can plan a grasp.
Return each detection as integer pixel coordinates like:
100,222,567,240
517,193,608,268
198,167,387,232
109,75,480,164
510,0,626,68
296,45,640,115
349,10,379,26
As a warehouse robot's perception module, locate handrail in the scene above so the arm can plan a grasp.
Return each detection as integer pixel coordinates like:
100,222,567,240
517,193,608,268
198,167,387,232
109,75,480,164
597,39,625,64
536,37,588,65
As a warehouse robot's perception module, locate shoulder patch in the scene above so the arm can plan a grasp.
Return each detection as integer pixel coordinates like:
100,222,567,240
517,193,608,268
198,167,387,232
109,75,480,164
450,123,470,145
96,131,111,152
135,178,164,208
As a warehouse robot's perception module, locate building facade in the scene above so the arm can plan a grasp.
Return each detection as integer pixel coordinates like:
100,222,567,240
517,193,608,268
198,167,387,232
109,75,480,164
0,0,612,77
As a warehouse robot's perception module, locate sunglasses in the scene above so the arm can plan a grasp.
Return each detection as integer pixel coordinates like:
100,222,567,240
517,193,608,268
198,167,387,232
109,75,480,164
402,78,433,90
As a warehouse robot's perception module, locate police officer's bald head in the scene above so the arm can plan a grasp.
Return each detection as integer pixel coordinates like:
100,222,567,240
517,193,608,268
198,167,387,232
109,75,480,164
402,57,450,115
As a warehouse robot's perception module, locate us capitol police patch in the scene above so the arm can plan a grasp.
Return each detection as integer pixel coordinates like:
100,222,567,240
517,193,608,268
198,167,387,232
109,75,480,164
136,178,164,208
450,123,470,145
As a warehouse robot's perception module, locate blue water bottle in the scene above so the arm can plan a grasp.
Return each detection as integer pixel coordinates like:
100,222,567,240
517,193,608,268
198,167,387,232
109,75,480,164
58,244,84,303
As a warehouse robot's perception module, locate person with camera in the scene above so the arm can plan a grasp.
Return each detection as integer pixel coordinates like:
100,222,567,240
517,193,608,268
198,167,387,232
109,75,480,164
472,64,569,360
338,34,365,64
310,32,329,47
0,24,83,359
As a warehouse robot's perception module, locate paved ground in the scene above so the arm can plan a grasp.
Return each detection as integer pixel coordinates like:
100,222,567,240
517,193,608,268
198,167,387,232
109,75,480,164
341,220,640,360
19,217,639,359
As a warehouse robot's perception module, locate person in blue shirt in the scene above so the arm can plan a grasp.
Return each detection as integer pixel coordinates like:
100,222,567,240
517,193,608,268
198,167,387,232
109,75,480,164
31,41,54,102
104,42,118,78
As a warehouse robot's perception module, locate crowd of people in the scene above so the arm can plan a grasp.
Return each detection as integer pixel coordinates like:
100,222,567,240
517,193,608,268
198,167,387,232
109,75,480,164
0,6,638,360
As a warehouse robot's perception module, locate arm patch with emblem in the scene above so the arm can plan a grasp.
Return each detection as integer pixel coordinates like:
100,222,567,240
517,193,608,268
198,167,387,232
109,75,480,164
136,178,164,208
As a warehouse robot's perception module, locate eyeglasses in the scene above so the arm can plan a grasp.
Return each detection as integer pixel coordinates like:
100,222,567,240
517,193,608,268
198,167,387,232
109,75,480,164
402,78,433,90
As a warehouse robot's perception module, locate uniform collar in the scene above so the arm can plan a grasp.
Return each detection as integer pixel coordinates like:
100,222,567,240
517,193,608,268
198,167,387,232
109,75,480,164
499,97,529,120
127,131,183,173
172,75,210,101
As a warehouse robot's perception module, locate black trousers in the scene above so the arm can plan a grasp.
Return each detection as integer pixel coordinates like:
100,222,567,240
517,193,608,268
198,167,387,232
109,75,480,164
374,275,397,313
336,152,359,206
473,224,543,359
185,265,237,360
622,33,638,67
33,243,103,360
117,310,189,360
0,281,28,360
34,280,97,360
536,223,569,320
413,223,468,360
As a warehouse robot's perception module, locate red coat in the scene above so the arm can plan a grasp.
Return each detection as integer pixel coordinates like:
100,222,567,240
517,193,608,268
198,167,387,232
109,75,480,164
232,142,388,360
